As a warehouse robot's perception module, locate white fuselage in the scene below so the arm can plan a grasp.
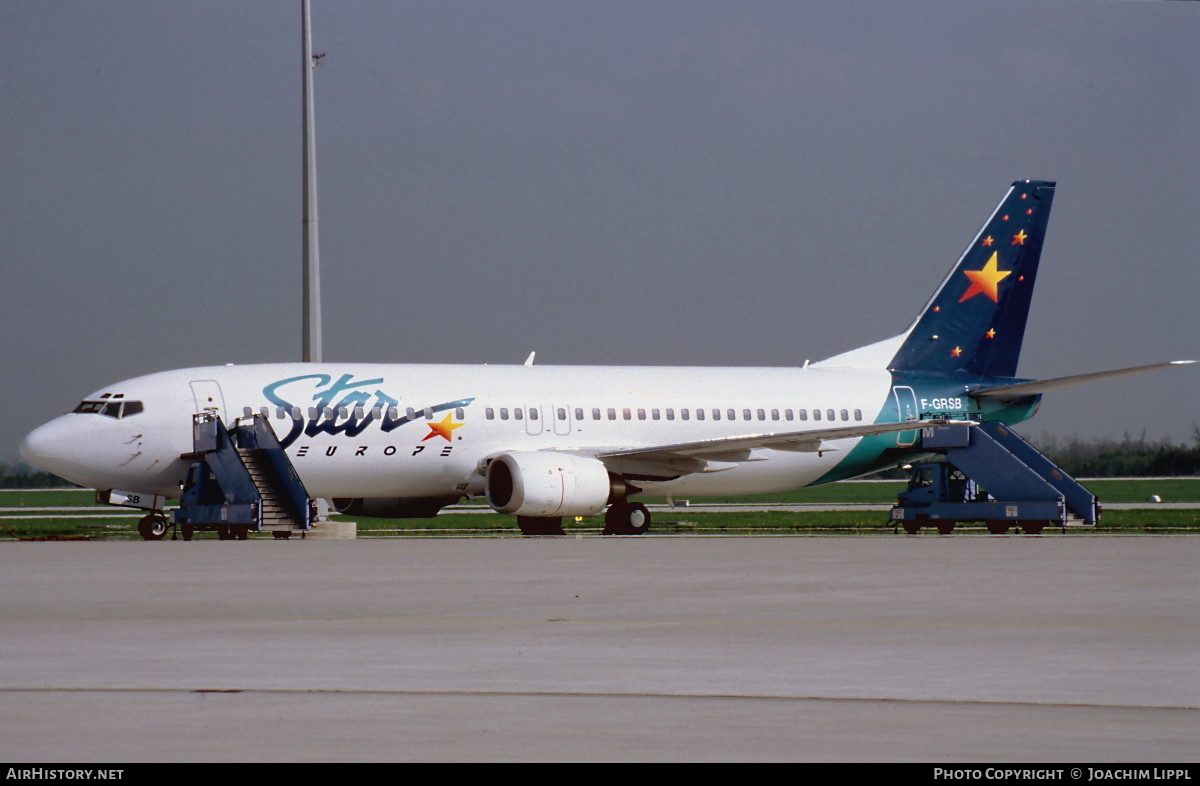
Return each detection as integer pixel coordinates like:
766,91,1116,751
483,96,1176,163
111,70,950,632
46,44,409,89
22,362,899,502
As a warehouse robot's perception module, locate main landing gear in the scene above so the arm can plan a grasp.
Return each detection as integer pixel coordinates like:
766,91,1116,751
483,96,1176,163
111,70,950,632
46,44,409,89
603,502,651,535
513,502,653,536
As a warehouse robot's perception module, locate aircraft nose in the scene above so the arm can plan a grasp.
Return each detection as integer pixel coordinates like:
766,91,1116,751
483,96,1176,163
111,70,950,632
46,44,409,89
20,416,85,479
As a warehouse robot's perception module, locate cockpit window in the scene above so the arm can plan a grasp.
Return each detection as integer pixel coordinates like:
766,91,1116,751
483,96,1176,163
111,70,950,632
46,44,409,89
73,400,144,419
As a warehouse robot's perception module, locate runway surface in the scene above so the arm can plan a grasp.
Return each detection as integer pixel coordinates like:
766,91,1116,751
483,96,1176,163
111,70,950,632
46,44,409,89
0,537,1196,762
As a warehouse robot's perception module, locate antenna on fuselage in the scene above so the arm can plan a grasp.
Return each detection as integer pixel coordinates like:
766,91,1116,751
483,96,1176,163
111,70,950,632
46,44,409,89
301,0,323,362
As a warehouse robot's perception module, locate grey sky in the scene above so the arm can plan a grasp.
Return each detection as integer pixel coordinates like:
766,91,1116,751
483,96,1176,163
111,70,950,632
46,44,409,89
2,1,1197,464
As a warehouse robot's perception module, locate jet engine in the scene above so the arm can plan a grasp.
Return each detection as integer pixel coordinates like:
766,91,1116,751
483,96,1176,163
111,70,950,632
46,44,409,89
485,452,613,517
332,495,460,519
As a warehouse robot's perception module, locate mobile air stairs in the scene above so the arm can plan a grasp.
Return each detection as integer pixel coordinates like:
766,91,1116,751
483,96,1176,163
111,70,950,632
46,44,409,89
891,421,1098,535
170,413,314,540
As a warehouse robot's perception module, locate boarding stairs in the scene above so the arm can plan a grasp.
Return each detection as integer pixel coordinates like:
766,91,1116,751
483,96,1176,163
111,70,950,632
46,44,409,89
172,413,313,539
891,421,1098,535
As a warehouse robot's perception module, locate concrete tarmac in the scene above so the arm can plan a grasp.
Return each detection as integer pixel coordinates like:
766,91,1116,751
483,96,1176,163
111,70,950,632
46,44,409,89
0,536,1197,762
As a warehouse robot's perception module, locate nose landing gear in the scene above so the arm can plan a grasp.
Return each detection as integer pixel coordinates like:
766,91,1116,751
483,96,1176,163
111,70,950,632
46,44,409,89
136,514,169,541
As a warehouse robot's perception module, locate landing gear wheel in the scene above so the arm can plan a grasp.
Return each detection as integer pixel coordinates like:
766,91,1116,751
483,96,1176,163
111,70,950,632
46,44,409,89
272,531,292,540
181,523,195,541
901,521,921,534
1019,521,1046,535
216,525,232,540
516,516,565,536
604,502,651,535
936,521,956,535
137,514,168,541
986,521,1010,535
232,525,250,540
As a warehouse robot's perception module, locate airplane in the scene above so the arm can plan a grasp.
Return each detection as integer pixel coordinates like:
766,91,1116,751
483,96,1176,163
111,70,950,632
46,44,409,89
19,180,1194,538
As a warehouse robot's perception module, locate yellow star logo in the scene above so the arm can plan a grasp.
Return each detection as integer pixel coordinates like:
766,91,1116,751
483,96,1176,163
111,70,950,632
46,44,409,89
1012,229,1028,245
958,251,1012,303
986,328,997,339
422,413,465,442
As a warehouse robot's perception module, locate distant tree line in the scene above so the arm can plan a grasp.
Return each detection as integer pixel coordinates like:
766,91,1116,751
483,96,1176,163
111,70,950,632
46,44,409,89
1032,428,1200,478
0,462,77,489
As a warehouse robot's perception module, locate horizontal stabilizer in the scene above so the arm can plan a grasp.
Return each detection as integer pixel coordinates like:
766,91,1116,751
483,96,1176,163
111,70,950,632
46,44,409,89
970,360,1196,400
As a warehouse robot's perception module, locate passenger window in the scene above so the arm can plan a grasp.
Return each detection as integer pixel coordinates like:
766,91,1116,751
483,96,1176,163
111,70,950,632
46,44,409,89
592,408,601,420
456,408,465,420
637,408,647,421
557,408,567,421
784,409,793,421
826,409,835,421
799,409,808,421
406,407,417,419
354,406,365,419
529,408,538,420
623,408,631,420
854,409,863,421
243,407,253,418
500,408,509,420
813,409,821,421
728,409,736,420
608,408,617,420
694,409,703,421
574,408,584,421
651,409,660,420
743,409,752,421
514,408,524,420
486,407,495,420
424,408,434,420
666,409,674,421
386,406,397,420
841,409,849,421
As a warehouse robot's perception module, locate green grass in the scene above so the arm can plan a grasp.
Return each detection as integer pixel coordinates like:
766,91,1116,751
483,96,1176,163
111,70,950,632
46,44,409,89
2,480,1197,539
3,509,1194,539
649,477,1200,505
355,508,1198,536
0,489,106,508
3,478,1198,510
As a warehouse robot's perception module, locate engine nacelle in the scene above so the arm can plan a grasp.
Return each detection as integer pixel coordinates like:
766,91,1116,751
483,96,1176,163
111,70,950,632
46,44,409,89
332,495,459,519
485,452,612,517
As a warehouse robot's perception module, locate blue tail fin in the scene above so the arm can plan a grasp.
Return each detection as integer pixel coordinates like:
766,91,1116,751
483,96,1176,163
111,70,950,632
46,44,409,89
888,180,1056,378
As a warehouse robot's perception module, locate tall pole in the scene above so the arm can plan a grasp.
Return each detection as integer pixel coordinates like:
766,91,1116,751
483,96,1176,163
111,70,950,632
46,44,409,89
301,0,322,362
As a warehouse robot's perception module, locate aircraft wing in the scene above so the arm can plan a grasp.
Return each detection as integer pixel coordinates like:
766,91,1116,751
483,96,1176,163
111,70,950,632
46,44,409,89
585,419,960,479
969,360,1195,400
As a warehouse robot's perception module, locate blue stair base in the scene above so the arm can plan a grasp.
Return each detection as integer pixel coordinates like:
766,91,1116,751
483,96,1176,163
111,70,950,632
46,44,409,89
893,422,1098,533
172,414,312,535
